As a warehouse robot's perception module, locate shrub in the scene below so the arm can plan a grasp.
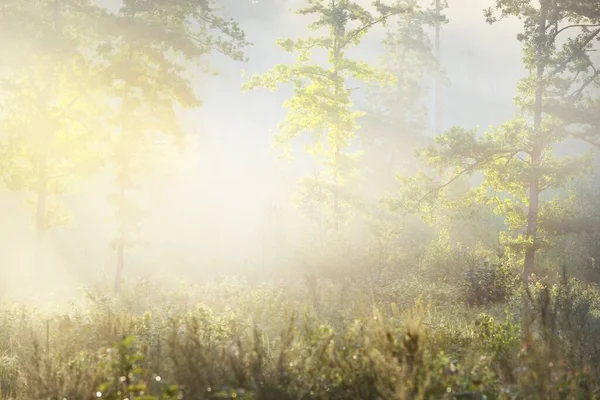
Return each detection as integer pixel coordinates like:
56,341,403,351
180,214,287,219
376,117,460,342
2,276,600,399
462,261,516,306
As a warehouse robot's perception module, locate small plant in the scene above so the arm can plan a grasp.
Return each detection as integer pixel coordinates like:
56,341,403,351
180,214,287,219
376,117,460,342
462,261,515,306
475,312,520,382
96,336,180,400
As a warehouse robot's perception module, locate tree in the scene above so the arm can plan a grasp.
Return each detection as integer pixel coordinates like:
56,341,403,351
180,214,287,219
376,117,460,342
396,0,600,280
243,0,406,238
0,0,108,268
98,0,248,292
355,1,446,262
541,172,600,282
361,0,445,194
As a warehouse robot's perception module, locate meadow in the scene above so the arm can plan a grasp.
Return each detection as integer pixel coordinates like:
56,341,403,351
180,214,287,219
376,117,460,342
2,246,600,400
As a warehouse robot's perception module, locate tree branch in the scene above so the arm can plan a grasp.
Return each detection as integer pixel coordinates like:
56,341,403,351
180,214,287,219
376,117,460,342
569,131,600,148
341,7,410,49
416,150,517,206
568,68,600,99
549,27,600,77
553,24,600,39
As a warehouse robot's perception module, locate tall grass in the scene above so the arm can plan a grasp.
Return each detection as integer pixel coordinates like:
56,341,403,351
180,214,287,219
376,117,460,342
1,267,600,399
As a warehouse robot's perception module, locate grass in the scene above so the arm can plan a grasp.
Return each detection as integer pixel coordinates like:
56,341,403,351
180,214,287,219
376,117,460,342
1,262,600,400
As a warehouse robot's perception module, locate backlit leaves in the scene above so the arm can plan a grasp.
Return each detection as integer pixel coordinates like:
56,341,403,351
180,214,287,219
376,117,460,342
395,0,600,265
243,1,402,232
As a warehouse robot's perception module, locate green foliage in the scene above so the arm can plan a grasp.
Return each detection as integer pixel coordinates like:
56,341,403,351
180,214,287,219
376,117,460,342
243,0,404,233
543,173,600,282
98,0,248,277
0,0,108,233
393,0,600,277
3,274,600,399
474,312,521,383
462,262,516,307
96,336,180,400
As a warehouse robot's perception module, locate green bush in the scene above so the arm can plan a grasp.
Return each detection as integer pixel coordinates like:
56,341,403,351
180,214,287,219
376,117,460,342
462,261,516,306
1,275,600,399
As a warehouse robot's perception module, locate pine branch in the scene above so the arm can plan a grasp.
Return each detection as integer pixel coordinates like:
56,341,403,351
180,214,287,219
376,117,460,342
416,150,518,206
552,23,600,38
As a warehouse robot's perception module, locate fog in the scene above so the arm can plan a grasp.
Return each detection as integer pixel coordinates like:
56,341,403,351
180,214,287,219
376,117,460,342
0,0,580,305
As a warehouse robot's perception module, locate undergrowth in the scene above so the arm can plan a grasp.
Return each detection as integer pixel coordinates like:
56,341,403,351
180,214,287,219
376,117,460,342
1,269,600,399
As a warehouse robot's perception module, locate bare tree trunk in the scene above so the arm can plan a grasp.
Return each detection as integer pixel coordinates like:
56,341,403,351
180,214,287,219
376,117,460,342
35,153,48,270
114,43,134,294
114,141,129,294
115,241,124,293
523,2,548,281
434,0,442,135
333,166,340,233
332,0,340,235
524,149,541,280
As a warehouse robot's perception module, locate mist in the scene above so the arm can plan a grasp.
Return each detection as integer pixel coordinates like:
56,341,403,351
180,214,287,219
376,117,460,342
3,1,600,398
0,0,559,303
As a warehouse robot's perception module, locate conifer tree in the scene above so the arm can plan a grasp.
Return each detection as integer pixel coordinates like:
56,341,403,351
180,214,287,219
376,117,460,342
397,0,600,279
243,0,405,238
362,0,445,191
0,0,108,268
361,0,446,260
99,0,248,292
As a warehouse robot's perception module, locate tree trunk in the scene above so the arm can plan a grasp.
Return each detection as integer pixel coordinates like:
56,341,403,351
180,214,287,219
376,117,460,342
434,0,442,136
114,161,128,294
330,0,343,235
524,151,540,280
35,153,48,270
523,2,548,281
333,172,339,233
115,242,124,293
114,44,134,294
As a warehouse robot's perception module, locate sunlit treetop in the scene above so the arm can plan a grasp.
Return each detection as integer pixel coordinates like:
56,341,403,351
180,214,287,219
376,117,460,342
485,0,600,118
243,0,408,232
243,0,409,164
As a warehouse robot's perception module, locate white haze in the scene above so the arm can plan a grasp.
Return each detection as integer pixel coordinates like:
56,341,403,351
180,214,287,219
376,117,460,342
0,0,534,305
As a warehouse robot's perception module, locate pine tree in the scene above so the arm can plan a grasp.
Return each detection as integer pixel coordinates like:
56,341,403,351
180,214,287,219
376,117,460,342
98,0,248,292
398,0,600,279
361,0,445,193
0,0,108,268
360,0,446,262
243,0,405,239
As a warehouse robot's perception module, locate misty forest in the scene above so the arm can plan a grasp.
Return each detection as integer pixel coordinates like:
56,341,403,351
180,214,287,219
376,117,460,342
3,0,600,398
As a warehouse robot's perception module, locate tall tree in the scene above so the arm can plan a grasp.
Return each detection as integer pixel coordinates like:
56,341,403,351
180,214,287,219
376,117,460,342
397,0,600,280
432,0,446,135
361,0,445,193
0,0,108,267
243,0,405,238
358,0,446,261
99,0,248,292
